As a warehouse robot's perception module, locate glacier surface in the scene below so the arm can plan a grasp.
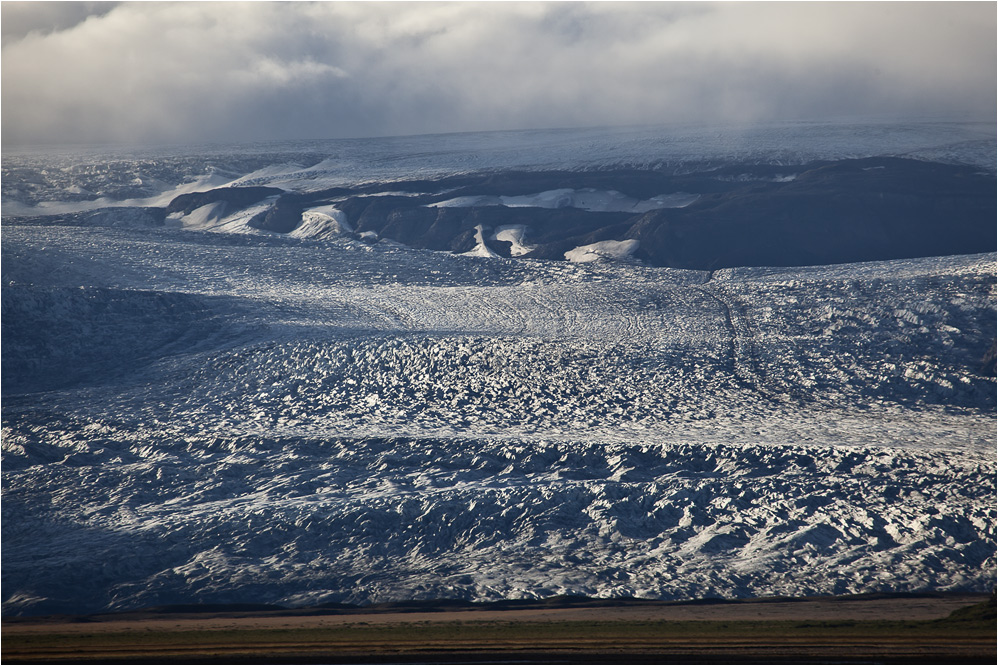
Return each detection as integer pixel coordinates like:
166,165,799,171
1,121,995,616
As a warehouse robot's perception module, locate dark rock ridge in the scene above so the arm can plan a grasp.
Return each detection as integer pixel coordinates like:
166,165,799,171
169,158,996,269
248,189,354,233
165,186,284,216
627,158,997,270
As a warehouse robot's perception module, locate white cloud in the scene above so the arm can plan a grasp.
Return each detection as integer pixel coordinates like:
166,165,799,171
2,1,994,146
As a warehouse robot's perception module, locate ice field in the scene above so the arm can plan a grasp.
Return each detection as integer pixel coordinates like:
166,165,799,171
2,121,995,615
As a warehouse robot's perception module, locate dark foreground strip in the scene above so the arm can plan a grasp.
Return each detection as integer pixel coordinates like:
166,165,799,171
4,617,995,665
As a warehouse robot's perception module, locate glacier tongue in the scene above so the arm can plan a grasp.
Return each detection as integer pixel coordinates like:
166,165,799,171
1,215,995,616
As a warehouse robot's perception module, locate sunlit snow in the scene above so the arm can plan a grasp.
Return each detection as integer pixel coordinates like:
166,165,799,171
290,205,354,240
491,225,536,257
565,239,641,263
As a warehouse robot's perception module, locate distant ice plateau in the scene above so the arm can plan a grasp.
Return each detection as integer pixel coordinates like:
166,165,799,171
1,120,995,616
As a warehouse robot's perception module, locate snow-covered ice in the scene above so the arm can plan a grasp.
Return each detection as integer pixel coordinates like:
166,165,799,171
3,171,237,218
4,119,994,216
1,121,995,616
429,188,699,213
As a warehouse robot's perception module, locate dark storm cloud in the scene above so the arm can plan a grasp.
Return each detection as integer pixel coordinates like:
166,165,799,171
2,2,994,146
1,1,119,44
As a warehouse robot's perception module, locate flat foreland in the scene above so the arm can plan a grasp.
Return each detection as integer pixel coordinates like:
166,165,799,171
4,594,994,664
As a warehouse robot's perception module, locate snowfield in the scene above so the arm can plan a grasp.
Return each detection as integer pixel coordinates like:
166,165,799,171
4,119,995,214
1,121,995,616
429,188,700,213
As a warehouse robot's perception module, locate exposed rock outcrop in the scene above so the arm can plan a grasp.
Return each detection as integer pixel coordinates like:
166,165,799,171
167,158,995,270
166,187,284,216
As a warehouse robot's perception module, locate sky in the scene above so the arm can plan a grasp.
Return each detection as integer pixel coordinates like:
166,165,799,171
2,1,995,146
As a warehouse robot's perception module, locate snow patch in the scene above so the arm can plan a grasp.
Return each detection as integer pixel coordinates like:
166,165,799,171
291,205,353,240
490,225,536,257
565,239,640,263
166,195,281,234
169,201,227,230
461,224,500,258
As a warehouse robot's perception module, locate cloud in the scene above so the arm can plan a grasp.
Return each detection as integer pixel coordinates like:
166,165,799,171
2,1,994,146
1,1,119,44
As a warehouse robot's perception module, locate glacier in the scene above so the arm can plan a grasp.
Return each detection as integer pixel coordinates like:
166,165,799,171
1,120,995,616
